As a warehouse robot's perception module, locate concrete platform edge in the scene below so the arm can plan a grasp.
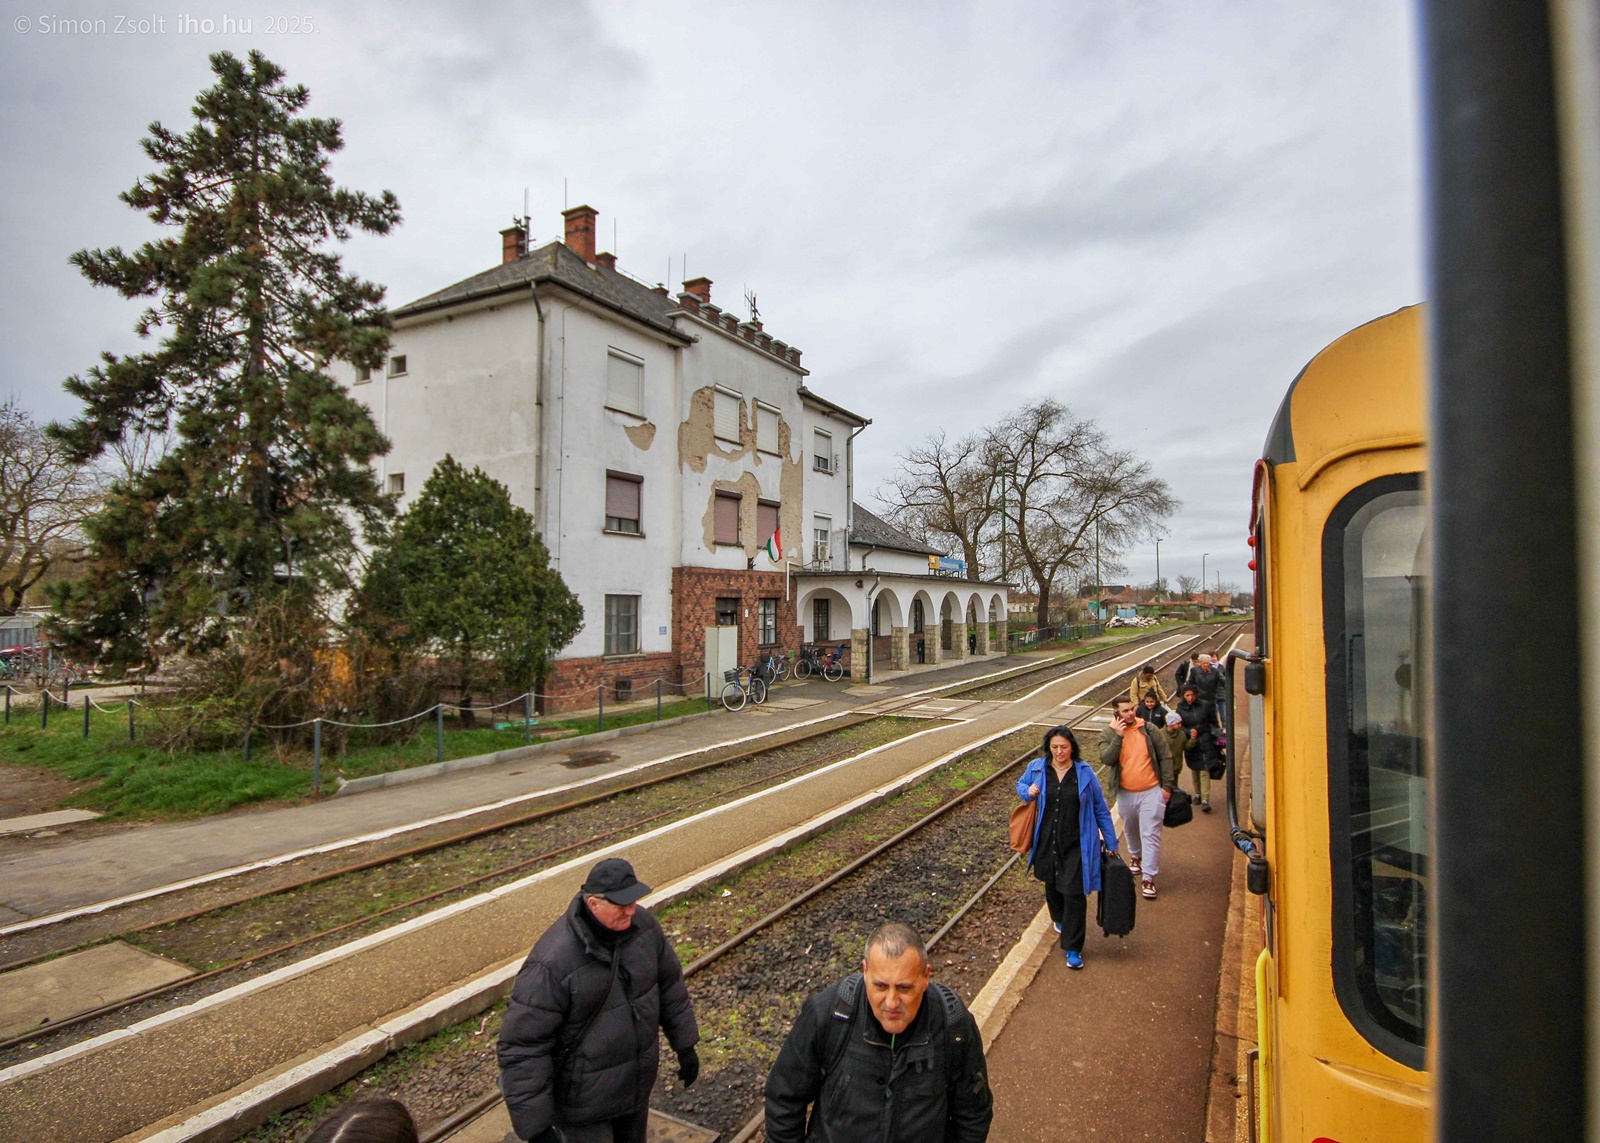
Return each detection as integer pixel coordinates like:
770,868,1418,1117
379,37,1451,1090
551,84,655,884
333,710,716,796
968,905,1056,1051
93,723,1031,1143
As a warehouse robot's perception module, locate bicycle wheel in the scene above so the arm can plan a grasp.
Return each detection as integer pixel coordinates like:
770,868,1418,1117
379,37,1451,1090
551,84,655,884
794,658,812,680
751,677,768,704
720,682,746,712
773,659,788,682
823,660,843,682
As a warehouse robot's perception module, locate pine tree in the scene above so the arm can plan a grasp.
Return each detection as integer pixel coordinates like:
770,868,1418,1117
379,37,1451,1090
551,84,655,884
49,50,400,662
356,457,583,724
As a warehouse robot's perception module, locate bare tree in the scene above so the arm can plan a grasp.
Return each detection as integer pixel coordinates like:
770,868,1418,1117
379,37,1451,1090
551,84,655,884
0,398,103,613
987,400,1176,628
1176,574,1202,595
878,430,1000,581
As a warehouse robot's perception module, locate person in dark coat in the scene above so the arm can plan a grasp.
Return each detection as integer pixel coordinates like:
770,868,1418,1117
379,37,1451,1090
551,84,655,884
1015,724,1120,968
1175,684,1220,810
497,858,700,1143
764,922,993,1143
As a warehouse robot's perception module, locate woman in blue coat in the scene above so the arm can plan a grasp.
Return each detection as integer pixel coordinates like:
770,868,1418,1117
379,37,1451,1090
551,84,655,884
1015,723,1120,969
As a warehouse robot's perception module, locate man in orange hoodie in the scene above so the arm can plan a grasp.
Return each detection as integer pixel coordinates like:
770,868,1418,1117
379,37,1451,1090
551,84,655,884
1098,698,1177,899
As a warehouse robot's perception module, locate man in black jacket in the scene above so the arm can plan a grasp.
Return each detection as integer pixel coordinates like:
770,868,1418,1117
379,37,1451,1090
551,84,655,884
497,858,700,1143
764,922,992,1143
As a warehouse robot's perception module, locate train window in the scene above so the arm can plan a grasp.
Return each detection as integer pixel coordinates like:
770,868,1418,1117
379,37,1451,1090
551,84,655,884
1324,474,1428,1066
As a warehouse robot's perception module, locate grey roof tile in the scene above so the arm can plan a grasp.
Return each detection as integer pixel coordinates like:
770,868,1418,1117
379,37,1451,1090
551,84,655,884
850,503,944,556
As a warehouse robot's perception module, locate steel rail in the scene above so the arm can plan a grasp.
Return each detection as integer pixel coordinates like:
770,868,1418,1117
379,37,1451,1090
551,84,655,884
420,623,1243,1143
3,624,1198,955
1,626,1224,1060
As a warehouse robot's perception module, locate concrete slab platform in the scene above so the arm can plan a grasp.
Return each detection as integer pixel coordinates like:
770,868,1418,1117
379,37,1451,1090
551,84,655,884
451,1102,718,1143
841,684,891,696
0,811,102,838
0,941,192,1039
760,697,826,710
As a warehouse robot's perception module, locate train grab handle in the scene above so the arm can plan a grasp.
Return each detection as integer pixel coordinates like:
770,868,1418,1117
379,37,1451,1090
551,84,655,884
1224,649,1270,895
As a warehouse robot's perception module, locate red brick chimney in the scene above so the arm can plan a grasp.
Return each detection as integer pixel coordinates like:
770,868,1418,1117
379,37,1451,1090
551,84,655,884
500,225,527,264
682,277,712,303
595,251,616,271
563,205,598,265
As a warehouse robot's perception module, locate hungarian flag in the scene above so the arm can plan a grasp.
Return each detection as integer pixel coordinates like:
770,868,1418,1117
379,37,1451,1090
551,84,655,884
766,528,782,562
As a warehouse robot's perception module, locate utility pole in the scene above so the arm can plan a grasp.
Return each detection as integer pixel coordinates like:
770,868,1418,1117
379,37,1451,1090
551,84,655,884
1095,518,1102,619
1202,552,1209,607
998,469,1007,582
1154,537,1162,598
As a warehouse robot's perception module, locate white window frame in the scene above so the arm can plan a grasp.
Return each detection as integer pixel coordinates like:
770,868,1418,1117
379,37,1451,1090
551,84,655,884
388,354,408,377
604,594,640,657
714,387,744,444
755,402,781,455
386,472,405,496
812,514,833,567
758,598,778,646
355,364,372,384
813,429,834,473
605,348,645,416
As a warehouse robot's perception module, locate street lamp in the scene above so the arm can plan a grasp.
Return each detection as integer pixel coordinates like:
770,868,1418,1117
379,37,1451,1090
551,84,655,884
1202,553,1209,605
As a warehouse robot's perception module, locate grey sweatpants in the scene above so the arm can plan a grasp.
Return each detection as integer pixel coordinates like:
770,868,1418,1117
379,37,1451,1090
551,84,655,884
1116,785,1165,878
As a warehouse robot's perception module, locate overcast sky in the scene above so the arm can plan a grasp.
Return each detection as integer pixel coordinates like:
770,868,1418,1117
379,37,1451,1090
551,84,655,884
1,0,1421,590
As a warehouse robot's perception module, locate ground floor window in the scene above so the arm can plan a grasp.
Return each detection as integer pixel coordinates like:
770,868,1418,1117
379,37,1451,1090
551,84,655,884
911,599,925,633
813,597,831,642
716,596,740,627
604,594,639,656
758,598,778,645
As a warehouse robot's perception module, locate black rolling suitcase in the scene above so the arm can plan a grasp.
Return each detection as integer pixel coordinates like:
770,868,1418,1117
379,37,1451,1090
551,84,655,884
1097,850,1137,937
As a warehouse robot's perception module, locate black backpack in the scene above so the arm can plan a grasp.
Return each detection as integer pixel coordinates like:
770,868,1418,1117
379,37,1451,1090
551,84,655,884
820,972,969,1082
1097,850,1137,937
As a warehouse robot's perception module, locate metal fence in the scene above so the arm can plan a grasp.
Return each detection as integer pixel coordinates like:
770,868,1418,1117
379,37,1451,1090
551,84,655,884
1006,620,1107,651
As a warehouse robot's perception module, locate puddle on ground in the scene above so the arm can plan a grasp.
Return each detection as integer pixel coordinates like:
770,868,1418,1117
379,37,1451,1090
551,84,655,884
560,750,620,769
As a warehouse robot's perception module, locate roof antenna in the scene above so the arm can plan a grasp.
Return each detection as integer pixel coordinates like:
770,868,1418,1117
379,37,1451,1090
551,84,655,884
563,178,568,210
614,217,618,256
521,187,530,235
745,287,760,324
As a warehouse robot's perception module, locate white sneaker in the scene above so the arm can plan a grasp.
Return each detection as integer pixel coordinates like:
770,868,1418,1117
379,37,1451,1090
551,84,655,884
1128,857,1142,875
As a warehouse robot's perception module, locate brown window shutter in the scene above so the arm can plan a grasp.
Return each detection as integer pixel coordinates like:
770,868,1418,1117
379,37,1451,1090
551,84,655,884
757,501,779,545
606,474,641,520
715,493,740,544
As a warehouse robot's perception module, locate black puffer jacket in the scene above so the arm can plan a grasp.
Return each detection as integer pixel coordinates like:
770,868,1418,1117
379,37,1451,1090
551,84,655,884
1176,697,1220,770
497,895,698,1139
764,975,992,1143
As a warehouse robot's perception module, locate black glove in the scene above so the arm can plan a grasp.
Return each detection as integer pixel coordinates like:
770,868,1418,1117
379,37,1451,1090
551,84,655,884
676,1044,700,1088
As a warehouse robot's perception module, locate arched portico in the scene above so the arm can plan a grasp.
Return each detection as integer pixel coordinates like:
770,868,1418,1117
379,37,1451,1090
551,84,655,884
797,586,858,645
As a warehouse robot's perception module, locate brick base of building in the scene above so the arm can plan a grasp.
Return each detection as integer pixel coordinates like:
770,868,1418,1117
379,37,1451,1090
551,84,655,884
542,650,682,715
672,566,803,681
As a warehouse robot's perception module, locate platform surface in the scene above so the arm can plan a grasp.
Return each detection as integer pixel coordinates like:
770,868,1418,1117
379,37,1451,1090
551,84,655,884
0,940,192,1039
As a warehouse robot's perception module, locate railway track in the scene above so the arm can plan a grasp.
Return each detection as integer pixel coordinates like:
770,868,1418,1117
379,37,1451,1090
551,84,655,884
0,623,1242,1143
385,623,1244,1143
0,624,1228,1067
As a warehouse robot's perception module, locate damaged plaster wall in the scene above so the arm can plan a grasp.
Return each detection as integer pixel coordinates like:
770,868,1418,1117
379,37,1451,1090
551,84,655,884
623,420,657,450
680,384,803,559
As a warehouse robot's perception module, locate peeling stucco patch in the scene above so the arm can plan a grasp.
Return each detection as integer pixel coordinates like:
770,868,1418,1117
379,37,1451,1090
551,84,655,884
624,420,656,450
777,420,803,562
701,471,766,554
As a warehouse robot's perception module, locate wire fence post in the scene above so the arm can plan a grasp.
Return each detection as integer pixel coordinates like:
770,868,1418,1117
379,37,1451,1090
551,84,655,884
4,686,10,725
523,693,532,745
597,685,605,733
243,713,252,763
83,695,90,739
436,704,444,766
656,678,662,721
128,699,135,743
40,690,48,730
312,718,322,795
62,675,69,704
705,672,712,712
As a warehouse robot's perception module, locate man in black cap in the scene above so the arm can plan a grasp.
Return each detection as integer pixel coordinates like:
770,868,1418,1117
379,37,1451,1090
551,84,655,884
497,857,700,1143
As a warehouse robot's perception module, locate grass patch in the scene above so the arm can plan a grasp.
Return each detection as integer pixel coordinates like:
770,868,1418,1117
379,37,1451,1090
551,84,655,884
0,696,710,819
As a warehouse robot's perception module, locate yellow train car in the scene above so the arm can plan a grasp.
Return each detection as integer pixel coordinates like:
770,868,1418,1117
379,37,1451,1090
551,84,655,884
1231,304,1429,1143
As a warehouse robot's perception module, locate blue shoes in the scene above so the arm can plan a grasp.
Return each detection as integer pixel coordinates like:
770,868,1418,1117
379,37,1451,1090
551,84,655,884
1064,949,1084,970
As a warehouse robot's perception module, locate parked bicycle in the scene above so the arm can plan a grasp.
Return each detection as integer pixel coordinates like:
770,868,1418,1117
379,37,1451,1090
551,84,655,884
793,642,846,682
719,665,769,711
765,650,791,683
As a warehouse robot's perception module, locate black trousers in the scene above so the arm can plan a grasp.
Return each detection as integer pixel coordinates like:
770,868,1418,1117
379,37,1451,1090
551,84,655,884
1043,880,1088,954
534,1105,650,1143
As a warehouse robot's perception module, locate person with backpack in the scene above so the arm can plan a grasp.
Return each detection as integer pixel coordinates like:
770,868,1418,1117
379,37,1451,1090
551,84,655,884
497,858,700,1143
1014,724,1121,969
764,922,993,1143
1128,662,1171,708
1176,682,1221,811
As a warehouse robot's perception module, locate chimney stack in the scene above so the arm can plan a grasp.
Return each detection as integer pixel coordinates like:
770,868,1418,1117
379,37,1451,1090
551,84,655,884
595,251,616,272
500,225,528,265
682,277,712,303
562,205,598,265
